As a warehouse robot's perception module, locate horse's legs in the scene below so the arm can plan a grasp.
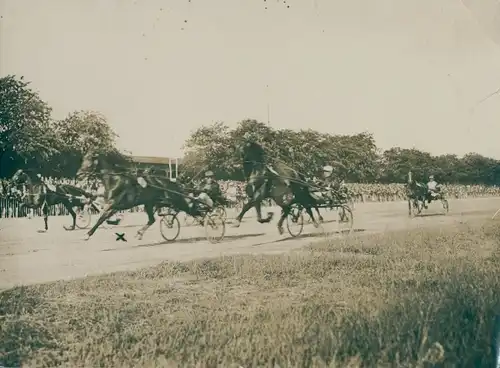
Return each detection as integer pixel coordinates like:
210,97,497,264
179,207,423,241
232,198,274,227
307,205,322,223
232,185,273,228
84,202,118,240
63,200,77,231
136,203,156,240
304,205,319,228
296,190,319,228
276,205,292,235
314,206,323,222
42,201,49,231
254,201,273,224
232,199,258,227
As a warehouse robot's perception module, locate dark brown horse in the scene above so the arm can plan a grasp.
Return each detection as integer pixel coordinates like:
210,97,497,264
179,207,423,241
406,171,449,216
76,149,197,241
9,169,94,232
232,140,320,235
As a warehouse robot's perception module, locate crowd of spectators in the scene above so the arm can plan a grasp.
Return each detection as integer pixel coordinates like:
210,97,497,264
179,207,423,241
219,181,500,202
1,177,500,218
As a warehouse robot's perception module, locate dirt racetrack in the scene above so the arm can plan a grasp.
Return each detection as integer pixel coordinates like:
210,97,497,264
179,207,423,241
0,197,498,290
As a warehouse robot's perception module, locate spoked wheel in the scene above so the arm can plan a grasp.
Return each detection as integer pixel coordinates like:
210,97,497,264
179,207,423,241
160,213,181,242
204,212,225,244
336,204,354,235
214,205,227,222
286,204,304,237
441,198,449,214
183,212,196,226
233,200,245,218
74,205,92,229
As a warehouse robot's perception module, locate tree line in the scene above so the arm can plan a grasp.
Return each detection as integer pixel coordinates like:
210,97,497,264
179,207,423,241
0,75,118,178
2,74,499,185
182,121,500,185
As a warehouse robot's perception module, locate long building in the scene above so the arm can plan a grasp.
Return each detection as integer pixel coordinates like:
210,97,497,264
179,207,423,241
130,156,183,179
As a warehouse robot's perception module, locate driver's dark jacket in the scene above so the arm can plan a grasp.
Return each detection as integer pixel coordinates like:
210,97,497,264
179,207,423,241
196,181,223,203
314,176,335,190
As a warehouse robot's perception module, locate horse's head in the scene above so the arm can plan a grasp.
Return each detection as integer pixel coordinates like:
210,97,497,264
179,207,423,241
10,169,30,186
77,149,131,181
235,140,250,159
77,151,100,181
236,132,262,156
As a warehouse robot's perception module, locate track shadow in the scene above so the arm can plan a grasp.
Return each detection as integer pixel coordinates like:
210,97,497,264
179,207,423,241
251,228,366,246
415,212,447,218
306,219,337,225
141,232,266,246
63,223,139,233
101,232,266,252
281,227,366,242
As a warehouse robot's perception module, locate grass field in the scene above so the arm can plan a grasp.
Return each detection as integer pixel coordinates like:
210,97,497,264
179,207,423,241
2,219,500,367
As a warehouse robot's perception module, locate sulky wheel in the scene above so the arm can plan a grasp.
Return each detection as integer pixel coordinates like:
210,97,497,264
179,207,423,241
75,205,92,229
286,204,304,237
160,213,181,242
441,198,449,214
183,211,197,226
336,204,354,235
214,205,227,222
204,212,225,244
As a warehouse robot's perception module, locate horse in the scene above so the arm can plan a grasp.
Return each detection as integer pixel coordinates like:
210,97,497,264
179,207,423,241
9,169,95,232
76,149,197,241
406,172,448,216
232,140,320,235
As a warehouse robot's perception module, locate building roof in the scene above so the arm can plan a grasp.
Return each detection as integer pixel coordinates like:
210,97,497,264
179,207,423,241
130,156,184,165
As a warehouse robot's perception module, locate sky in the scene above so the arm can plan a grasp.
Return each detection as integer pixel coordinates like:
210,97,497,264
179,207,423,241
2,0,500,159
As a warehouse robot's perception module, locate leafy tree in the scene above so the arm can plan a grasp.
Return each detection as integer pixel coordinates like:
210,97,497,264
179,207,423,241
229,119,277,148
51,111,119,177
326,132,379,182
459,153,500,185
182,119,500,185
432,154,462,183
379,147,435,183
0,75,60,177
182,122,234,179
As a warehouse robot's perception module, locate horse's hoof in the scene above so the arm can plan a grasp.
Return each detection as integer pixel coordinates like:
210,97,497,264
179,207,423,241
63,225,75,231
231,221,241,228
37,229,47,233
278,226,284,235
319,217,324,223
135,233,143,240
313,222,320,228
83,234,90,241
